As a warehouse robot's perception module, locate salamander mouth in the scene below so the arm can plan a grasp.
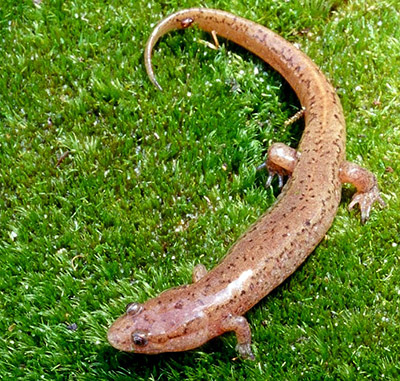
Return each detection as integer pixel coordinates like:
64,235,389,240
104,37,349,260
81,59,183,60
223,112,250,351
107,328,166,354
107,326,134,352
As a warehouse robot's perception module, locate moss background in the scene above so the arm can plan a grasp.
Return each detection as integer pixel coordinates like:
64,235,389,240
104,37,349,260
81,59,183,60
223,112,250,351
0,0,399,379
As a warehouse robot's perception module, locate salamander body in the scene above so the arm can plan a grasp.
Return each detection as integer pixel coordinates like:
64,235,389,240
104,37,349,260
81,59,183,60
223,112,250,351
107,8,385,359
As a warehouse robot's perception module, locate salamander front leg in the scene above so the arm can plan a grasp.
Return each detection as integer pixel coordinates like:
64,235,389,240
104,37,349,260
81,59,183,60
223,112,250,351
257,143,299,188
220,314,255,360
339,161,386,223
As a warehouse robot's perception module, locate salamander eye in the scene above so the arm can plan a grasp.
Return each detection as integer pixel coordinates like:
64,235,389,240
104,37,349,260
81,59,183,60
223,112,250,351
132,332,148,346
125,302,143,316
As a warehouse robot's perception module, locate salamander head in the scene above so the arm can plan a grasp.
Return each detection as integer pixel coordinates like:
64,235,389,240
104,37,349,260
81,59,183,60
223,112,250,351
107,287,209,354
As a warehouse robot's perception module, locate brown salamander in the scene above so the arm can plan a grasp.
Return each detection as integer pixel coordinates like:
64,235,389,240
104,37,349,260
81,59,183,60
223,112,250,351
107,8,385,359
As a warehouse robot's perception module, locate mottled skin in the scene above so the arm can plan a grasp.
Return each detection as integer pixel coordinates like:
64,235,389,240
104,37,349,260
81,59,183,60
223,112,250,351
107,8,385,359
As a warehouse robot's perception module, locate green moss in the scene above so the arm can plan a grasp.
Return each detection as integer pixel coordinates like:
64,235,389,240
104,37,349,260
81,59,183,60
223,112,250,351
0,0,399,379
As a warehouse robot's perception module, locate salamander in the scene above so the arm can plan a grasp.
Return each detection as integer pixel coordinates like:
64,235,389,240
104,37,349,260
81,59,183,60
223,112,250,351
107,8,385,359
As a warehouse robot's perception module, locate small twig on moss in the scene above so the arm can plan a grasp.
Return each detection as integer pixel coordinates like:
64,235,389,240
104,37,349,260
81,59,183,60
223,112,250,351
55,151,70,168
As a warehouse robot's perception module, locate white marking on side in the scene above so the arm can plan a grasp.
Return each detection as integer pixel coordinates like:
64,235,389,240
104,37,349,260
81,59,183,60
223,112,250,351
212,269,254,305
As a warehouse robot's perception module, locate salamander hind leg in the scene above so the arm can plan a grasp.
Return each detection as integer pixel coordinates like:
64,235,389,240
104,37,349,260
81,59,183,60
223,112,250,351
220,314,255,360
257,143,299,188
339,161,386,223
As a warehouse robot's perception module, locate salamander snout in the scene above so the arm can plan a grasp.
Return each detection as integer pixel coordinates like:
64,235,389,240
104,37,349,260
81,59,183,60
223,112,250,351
107,302,148,352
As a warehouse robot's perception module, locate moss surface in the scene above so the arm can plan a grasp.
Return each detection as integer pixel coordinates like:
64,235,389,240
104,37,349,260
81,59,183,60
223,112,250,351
1,0,399,379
